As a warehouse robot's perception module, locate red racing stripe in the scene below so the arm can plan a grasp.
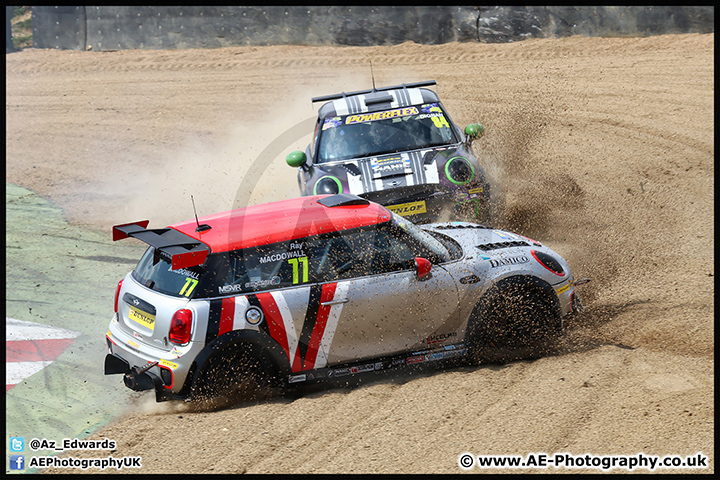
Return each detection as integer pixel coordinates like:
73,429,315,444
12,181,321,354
218,297,235,336
302,282,337,370
255,292,296,369
6,338,75,362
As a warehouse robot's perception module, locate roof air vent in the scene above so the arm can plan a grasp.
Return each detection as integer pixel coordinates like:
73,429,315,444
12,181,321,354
317,194,370,208
364,92,394,106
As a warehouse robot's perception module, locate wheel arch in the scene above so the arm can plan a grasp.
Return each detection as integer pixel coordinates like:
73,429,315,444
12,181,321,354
466,274,562,336
188,329,292,394
463,274,564,364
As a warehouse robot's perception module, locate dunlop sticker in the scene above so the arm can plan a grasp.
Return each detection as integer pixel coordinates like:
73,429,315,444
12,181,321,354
386,200,427,216
129,308,156,331
160,359,179,370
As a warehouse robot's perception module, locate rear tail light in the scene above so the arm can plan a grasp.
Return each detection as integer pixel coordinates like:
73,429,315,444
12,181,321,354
169,309,193,345
531,250,566,276
114,279,124,313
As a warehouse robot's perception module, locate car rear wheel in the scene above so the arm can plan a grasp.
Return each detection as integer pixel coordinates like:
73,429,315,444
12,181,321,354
192,343,280,405
467,284,561,364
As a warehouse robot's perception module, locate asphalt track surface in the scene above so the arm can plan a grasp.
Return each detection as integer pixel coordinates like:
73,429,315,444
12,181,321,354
5,183,146,472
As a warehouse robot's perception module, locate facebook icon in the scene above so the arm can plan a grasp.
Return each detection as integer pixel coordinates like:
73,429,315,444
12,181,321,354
10,455,25,470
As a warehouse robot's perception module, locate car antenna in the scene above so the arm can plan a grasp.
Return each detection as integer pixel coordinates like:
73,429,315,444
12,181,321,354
370,60,376,91
191,195,212,232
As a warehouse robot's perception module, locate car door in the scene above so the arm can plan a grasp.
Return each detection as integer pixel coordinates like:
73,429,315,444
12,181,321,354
305,225,460,365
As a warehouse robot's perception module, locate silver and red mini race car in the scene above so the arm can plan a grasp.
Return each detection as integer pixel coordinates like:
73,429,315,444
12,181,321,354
105,194,584,403
286,80,491,224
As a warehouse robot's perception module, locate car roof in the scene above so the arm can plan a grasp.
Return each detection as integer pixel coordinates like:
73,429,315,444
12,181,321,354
316,84,442,120
170,194,392,253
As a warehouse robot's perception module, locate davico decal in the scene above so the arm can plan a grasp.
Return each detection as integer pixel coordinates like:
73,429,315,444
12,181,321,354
489,255,530,268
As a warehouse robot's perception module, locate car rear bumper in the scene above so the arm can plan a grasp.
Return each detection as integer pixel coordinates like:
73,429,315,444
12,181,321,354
104,352,189,402
104,321,198,401
104,353,163,398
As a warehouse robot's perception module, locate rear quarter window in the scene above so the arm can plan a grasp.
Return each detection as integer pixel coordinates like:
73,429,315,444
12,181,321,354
199,239,313,297
132,247,205,298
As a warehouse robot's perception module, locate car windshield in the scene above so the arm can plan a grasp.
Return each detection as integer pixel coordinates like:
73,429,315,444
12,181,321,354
317,103,457,163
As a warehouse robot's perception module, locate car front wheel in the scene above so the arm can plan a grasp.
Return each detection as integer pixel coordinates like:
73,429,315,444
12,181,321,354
467,283,562,364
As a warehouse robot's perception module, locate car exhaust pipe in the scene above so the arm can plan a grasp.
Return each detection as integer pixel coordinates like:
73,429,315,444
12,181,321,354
123,361,162,392
105,354,164,394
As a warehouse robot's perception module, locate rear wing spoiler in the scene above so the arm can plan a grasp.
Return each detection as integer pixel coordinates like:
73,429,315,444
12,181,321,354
112,221,210,270
312,80,437,103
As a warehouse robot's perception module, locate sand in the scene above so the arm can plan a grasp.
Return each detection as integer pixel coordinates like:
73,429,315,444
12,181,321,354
6,33,713,473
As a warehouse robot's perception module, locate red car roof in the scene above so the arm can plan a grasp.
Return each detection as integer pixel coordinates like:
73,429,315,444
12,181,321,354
170,195,392,253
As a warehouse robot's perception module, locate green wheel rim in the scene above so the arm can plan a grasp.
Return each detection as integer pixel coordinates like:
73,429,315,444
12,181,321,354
313,175,343,195
445,157,475,185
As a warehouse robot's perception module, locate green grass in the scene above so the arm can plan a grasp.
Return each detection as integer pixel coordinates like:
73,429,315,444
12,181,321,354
11,6,32,50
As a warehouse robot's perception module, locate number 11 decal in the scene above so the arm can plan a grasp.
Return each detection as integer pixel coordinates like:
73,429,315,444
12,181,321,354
288,256,309,284
179,277,198,297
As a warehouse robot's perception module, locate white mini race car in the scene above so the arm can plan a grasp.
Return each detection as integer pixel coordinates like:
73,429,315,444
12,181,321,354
105,194,585,402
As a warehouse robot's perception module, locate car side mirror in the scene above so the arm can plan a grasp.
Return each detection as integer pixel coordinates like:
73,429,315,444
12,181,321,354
415,257,432,281
286,151,307,168
464,123,485,141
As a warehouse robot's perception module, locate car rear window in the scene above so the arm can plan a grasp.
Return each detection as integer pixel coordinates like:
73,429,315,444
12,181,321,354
132,247,206,299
